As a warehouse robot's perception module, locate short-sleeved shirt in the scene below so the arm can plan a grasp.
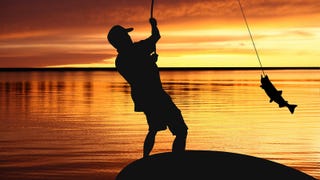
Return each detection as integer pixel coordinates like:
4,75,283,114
115,34,188,133
115,36,164,112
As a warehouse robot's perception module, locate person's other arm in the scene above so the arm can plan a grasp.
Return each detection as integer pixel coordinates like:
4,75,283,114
149,18,160,44
136,18,161,58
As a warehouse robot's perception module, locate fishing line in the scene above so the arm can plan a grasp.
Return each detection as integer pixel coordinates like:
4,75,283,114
237,0,266,76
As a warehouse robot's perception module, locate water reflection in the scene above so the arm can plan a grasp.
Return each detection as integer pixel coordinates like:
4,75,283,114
0,70,319,179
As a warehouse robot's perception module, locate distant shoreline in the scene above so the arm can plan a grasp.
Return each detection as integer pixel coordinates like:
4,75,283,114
0,67,319,71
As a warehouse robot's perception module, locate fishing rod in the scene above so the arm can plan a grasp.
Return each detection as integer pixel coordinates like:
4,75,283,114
151,0,155,18
150,0,157,54
237,0,266,76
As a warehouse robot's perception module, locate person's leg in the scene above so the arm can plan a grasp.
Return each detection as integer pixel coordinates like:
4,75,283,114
172,128,188,153
143,130,157,158
168,109,188,153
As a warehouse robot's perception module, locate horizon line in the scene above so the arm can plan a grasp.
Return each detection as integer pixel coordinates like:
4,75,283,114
0,67,319,71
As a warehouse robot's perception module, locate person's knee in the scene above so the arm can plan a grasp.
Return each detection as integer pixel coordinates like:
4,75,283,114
176,128,188,138
147,130,157,137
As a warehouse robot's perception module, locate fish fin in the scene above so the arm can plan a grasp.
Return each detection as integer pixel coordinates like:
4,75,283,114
278,90,282,95
288,104,297,114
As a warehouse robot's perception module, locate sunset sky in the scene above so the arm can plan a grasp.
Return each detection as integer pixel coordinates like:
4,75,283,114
0,0,319,68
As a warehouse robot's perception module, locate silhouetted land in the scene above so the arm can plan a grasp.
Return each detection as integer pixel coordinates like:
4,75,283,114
0,67,319,71
116,150,316,180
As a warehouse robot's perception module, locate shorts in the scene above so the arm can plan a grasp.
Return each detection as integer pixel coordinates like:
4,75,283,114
144,103,188,135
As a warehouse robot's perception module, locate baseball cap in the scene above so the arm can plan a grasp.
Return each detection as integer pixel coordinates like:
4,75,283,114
107,25,133,45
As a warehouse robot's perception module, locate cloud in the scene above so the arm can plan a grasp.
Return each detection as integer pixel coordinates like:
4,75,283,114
0,28,114,67
0,53,114,67
1,0,319,67
1,0,319,34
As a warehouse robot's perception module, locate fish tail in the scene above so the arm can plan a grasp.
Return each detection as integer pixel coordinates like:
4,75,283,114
288,104,297,114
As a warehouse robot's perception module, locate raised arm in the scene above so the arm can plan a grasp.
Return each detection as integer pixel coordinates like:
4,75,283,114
135,18,161,56
149,18,161,43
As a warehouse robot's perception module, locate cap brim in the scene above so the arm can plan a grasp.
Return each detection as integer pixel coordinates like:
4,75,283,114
125,28,134,32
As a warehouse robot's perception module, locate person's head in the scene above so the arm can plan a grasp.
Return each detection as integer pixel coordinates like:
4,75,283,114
107,25,133,51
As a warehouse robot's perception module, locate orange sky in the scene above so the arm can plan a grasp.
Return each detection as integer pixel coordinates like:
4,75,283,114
0,0,319,67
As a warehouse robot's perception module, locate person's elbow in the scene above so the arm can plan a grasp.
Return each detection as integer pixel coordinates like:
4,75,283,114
155,33,161,41
151,33,160,42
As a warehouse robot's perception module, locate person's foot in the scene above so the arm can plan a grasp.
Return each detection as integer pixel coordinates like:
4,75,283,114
143,154,149,158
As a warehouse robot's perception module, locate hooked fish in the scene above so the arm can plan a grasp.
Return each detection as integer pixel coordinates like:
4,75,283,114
260,75,297,114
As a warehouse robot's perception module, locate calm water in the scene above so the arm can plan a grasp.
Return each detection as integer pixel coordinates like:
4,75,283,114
0,69,319,179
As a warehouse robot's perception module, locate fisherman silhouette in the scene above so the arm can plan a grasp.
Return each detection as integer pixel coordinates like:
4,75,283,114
107,18,188,157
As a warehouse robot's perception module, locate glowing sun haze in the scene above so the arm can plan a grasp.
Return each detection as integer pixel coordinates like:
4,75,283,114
0,0,319,67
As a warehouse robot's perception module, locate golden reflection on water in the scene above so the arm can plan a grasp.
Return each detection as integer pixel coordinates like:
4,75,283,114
0,70,319,179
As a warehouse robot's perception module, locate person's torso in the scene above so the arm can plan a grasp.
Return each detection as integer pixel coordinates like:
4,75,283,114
115,43,162,92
